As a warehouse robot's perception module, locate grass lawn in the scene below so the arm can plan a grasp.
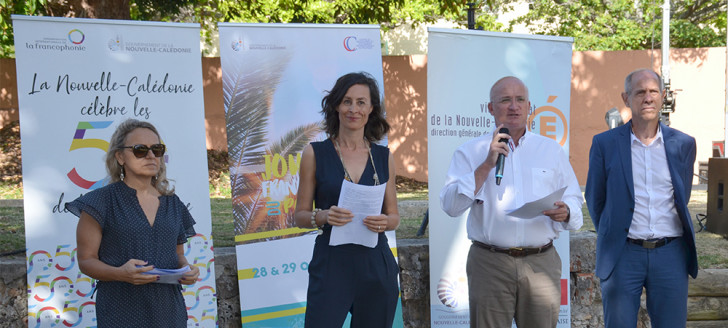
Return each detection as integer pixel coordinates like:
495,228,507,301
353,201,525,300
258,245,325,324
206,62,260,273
576,189,728,269
4,184,728,270
0,177,429,255
205,189,430,250
0,206,24,254
0,181,23,199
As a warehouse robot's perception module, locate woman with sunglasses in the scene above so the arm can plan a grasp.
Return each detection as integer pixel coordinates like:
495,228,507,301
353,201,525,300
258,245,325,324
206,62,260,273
294,72,400,327
66,118,199,327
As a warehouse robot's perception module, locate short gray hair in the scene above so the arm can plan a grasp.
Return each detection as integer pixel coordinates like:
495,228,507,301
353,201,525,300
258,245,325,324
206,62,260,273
489,76,529,103
624,69,664,95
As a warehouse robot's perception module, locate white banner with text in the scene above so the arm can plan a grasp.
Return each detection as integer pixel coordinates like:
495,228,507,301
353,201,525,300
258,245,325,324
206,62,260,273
13,15,215,327
218,23,403,327
427,28,574,328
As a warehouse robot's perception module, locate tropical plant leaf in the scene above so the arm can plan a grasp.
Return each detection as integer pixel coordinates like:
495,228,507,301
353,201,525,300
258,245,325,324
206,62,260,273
267,121,323,157
231,172,263,235
237,121,323,241
222,49,293,236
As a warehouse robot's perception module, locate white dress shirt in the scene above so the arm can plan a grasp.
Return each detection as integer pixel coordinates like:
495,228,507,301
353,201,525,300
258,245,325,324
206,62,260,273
440,131,584,248
628,128,683,239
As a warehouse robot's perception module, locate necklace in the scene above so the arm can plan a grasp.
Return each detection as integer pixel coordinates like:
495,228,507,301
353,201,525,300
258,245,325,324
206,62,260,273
333,138,379,185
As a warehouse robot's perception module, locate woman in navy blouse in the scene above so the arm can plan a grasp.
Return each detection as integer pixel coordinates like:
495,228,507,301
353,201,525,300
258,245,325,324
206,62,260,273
67,119,199,327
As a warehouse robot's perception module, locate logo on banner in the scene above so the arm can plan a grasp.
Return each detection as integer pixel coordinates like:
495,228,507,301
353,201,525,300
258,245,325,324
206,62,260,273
104,35,192,54
65,121,170,190
528,95,568,146
67,121,114,190
58,300,97,327
343,36,358,51
27,272,98,327
23,29,87,52
247,42,286,51
67,29,85,44
343,36,375,52
231,39,243,51
183,285,217,311
28,250,53,273
108,35,123,51
437,275,468,308
29,306,61,327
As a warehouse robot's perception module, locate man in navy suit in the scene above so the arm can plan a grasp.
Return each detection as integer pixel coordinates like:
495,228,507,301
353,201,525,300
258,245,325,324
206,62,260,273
586,68,698,327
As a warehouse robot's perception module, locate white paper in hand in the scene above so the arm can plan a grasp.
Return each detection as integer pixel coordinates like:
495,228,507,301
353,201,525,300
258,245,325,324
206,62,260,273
329,180,387,248
506,186,567,219
139,265,191,284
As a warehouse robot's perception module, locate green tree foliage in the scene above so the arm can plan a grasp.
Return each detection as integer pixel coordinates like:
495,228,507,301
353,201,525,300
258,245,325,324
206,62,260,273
3,0,725,57
513,0,726,51
136,0,481,55
213,0,467,26
1,0,194,57
0,0,47,57
205,0,506,31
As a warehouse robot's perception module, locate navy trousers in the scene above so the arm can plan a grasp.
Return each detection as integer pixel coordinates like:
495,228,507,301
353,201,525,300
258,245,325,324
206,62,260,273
600,237,689,328
304,239,399,328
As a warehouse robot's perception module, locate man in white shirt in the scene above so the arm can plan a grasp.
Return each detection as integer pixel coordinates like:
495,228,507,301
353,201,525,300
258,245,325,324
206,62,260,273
585,69,697,327
440,76,583,328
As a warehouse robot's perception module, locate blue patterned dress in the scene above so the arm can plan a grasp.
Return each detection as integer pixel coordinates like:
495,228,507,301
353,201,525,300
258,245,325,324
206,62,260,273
66,181,196,327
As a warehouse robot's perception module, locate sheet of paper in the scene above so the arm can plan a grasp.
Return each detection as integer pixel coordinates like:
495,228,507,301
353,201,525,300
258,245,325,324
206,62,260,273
330,180,387,248
139,265,191,284
506,186,567,219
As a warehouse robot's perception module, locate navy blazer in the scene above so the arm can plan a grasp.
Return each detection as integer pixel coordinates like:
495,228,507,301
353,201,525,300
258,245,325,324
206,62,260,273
585,120,698,279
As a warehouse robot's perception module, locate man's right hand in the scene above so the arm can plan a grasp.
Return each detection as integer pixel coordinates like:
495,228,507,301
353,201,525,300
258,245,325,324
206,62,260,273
487,124,511,167
474,124,512,191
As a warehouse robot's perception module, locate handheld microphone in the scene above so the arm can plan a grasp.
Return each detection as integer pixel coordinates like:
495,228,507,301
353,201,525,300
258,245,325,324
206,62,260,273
495,127,509,185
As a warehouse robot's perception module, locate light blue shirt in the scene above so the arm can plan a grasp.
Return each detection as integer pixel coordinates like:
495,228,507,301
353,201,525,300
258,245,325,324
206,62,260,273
629,127,682,239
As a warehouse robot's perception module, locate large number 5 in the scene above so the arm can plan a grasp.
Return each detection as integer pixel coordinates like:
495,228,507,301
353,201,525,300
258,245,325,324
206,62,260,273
67,121,113,190
54,244,76,272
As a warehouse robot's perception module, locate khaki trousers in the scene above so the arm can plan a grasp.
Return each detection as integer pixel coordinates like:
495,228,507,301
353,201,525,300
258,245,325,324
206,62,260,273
466,243,561,328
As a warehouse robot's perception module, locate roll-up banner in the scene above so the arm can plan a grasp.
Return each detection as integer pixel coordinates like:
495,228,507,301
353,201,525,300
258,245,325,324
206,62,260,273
427,28,573,327
13,15,216,327
218,23,403,327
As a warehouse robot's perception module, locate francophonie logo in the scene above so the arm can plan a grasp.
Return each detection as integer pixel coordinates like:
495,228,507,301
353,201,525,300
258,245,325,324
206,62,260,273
67,29,85,45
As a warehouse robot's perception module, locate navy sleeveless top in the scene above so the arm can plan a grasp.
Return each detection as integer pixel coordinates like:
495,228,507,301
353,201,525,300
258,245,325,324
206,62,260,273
310,138,391,247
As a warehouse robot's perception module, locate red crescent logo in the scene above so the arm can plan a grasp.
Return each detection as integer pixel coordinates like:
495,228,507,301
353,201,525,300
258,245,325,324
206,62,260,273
343,36,357,51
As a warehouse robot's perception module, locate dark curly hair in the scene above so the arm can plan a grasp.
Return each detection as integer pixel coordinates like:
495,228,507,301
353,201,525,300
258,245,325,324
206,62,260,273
321,72,389,142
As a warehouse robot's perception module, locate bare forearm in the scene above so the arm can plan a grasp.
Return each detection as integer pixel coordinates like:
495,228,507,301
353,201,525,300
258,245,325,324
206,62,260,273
176,243,191,269
78,258,122,282
178,255,189,269
385,213,400,230
295,209,328,228
295,210,315,228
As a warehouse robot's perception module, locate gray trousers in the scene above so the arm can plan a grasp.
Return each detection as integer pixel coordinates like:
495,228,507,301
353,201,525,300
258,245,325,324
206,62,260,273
466,243,562,328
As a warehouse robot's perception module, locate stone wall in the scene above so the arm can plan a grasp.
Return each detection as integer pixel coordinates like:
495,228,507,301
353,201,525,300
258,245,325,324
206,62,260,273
2,232,728,327
0,251,25,328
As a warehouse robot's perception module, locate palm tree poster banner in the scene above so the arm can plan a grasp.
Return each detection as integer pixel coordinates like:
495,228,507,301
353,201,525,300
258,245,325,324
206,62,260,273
427,28,574,328
218,23,403,327
13,16,216,327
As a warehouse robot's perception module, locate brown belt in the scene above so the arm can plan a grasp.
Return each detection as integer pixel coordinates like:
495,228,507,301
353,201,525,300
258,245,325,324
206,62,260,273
472,240,553,257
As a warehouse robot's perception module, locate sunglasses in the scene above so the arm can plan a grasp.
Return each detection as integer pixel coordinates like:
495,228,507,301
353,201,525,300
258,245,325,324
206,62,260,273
121,144,166,158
